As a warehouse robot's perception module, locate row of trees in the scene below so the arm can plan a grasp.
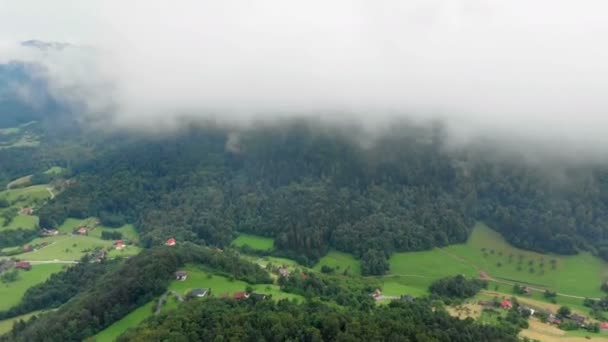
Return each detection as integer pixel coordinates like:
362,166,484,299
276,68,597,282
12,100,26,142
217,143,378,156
117,298,519,342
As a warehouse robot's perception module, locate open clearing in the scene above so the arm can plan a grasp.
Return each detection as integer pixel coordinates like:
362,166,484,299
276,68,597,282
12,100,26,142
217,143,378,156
0,185,51,207
0,264,65,311
9,235,113,261
232,233,274,251
382,223,608,300
313,251,362,276
519,318,608,342
0,214,38,232
59,217,140,242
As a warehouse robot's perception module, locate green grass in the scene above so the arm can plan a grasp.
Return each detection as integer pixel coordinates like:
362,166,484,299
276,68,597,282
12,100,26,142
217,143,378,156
6,175,32,189
0,214,38,231
93,301,155,342
0,185,51,206
0,264,65,311
169,264,250,297
314,251,362,276
58,218,139,242
232,233,274,251
10,235,113,261
44,167,65,175
0,310,47,335
381,222,608,300
444,222,608,298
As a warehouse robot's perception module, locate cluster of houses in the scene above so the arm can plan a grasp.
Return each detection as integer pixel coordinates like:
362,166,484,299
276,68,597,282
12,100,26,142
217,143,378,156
0,260,32,273
174,270,268,301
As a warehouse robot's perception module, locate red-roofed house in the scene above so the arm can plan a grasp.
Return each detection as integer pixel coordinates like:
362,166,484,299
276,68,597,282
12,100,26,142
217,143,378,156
15,261,31,270
600,322,608,330
501,299,512,309
166,238,176,246
19,207,34,215
371,289,382,298
300,273,309,280
114,240,125,250
77,227,88,235
234,291,250,300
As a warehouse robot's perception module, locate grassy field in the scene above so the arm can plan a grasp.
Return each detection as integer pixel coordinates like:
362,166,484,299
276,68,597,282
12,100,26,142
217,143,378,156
6,175,33,189
92,301,156,342
381,223,608,301
10,235,113,261
0,264,65,311
0,185,51,206
44,166,65,175
59,217,139,242
232,234,274,251
0,214,38,231
169,264,251,297
443,222,608,298
0,310,47,335
314,251,362,276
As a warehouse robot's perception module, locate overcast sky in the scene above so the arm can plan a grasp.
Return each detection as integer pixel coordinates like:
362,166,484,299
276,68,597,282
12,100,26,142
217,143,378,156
1,0,608,160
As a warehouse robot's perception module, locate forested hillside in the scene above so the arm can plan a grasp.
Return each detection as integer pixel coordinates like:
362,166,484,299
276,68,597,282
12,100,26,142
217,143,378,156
31,122,608,272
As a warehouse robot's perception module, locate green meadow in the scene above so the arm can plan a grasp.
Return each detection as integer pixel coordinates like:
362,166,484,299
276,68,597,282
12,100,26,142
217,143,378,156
381,222,608,300
59,217,139,241
92,301,156,342
44,166,65,175
11,235,113,261
0,214,38,231
232,233,274,251
0,264,65,311
314,251,362,276
0,185,50,205
169,264,250,297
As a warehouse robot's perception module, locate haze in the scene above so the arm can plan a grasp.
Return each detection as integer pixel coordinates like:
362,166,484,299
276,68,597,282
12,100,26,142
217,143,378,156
1,0,608,161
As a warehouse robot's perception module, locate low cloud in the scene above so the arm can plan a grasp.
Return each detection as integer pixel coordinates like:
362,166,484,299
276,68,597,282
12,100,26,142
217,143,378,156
2,0,608,162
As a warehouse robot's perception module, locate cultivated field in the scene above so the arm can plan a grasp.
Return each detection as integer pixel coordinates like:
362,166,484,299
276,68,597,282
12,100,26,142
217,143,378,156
232,233,275,251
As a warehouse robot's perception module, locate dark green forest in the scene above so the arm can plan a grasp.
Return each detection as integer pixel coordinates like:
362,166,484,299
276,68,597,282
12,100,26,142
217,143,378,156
22,122,608,274
116,298,519,342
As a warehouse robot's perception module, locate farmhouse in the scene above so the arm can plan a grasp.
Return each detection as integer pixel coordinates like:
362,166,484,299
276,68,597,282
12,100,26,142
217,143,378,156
500,299,512,309
600,322,608,330
166,238,176,246
19,207,34,215
114,240,125,250
15,261,31,270
234,291,250,300
76,226,88,235
41,229,59,236
371,289,382,298
547,314,561,325
569,313,586,324
189,288,209,298
175,271,188,281
278,267,290,277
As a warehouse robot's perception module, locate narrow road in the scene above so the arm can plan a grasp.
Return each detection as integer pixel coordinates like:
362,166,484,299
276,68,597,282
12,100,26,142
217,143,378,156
46,187,55,200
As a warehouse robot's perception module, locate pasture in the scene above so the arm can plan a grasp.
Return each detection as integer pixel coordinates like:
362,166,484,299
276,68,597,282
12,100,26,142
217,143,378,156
169,264,250,297
232,233,275,251
58,217,139,242
0,185,51,206
0,264,65,311
313,251,362,276
382,223,608,300
0,214,38,231
11,235,113,261
444,222,608,298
